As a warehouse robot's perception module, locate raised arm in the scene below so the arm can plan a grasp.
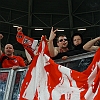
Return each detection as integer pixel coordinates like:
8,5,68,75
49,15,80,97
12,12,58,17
0,34,3,56
48,27,58,57
83,37,100,51
25,49,32,63
16,27,37,57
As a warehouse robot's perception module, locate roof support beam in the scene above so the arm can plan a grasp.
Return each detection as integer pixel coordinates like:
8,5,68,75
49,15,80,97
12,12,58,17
68,0,74,37
28,0,32,36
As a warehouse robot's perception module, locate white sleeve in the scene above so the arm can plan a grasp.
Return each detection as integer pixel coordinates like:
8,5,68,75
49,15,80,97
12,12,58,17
31,40,38,50
25,49,32,63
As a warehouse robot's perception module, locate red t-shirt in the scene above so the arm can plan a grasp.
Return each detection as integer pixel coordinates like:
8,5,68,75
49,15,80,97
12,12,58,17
0,54,26,68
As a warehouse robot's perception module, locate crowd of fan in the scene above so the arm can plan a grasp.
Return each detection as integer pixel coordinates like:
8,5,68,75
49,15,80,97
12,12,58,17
0,27,100,69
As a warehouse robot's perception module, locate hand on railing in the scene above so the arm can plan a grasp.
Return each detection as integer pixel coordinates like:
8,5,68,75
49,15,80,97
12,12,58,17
12,66,20,70
62,56,68,60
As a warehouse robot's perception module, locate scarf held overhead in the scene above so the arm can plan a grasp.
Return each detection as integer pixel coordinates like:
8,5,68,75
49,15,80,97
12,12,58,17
16,32,38,57
19,37,100,100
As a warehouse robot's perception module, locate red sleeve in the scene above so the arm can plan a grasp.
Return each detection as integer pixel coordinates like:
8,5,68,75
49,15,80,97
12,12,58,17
16,32,34,57
0,53,5,61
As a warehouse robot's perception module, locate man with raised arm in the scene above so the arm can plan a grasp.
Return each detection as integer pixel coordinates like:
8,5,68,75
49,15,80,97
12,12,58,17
83,37,100,51
48,27,69,60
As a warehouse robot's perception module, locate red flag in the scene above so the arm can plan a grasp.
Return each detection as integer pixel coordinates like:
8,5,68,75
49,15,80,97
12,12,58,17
19,37,100,100
16,32,38,57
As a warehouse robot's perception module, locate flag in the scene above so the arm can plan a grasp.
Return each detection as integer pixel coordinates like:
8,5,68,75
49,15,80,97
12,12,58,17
19,36,100,100
16,32,38,57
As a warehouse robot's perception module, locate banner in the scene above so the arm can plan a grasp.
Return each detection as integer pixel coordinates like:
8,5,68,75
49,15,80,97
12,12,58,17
19,37,100,100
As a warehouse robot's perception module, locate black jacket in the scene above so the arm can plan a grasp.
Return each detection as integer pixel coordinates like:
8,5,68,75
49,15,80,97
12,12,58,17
52,44,88,60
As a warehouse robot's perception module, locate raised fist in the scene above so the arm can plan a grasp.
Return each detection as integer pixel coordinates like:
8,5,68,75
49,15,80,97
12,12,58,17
17,27,22,32
0,34,3,40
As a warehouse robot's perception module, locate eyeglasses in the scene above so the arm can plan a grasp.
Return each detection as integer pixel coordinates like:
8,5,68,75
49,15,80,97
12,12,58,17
58,39,68,42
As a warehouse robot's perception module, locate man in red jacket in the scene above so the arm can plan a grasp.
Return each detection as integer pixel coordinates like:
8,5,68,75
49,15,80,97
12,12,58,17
0,43,26,69
0,34,26,69
0,33,26,100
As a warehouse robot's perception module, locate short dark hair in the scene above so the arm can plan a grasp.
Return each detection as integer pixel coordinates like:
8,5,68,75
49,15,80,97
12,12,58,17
71,33,83,45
